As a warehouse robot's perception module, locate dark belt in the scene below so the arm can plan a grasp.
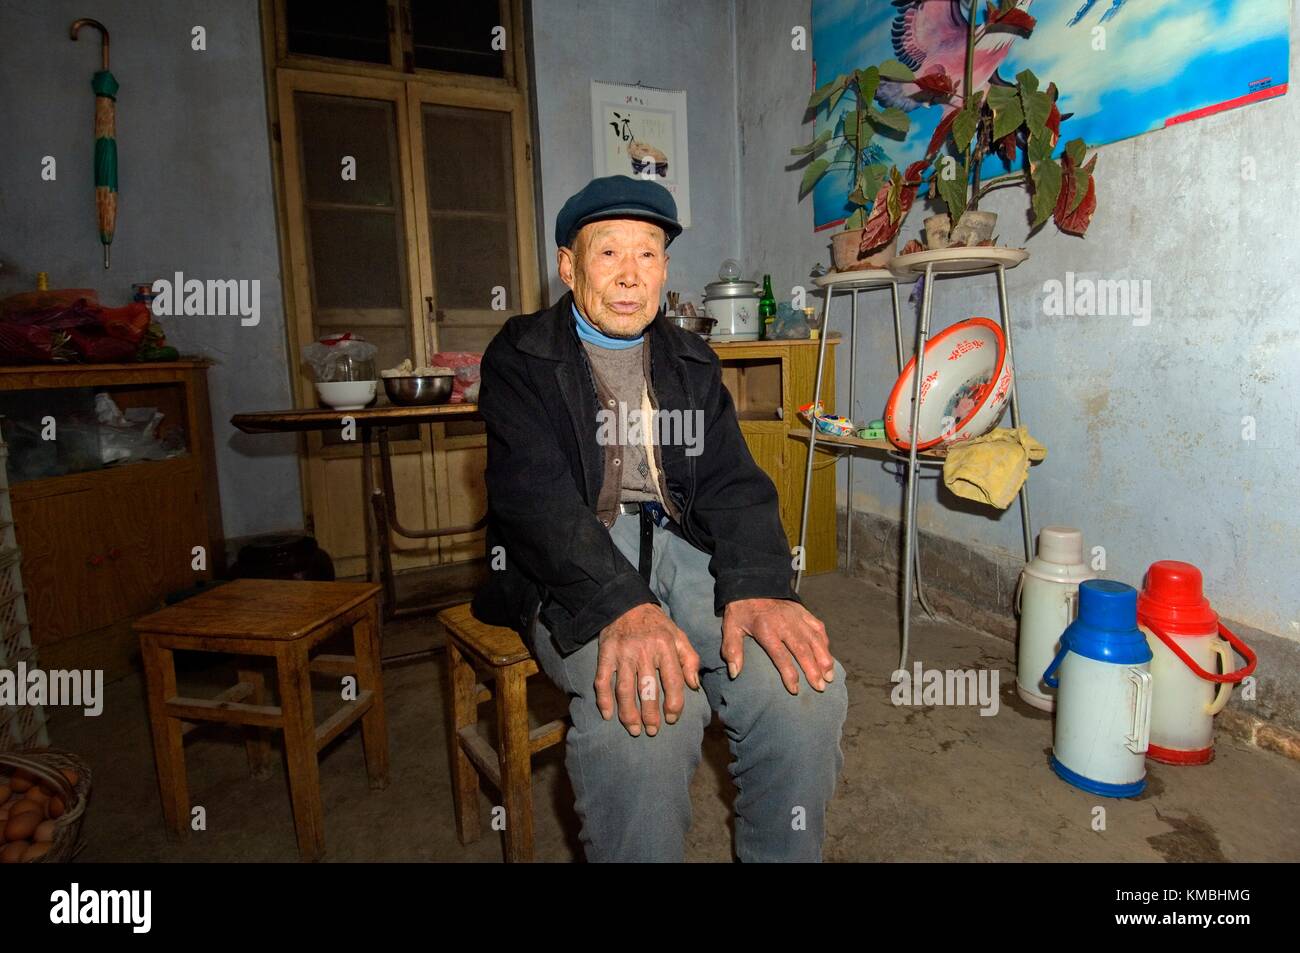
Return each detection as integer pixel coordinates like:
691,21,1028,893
617,501,675,583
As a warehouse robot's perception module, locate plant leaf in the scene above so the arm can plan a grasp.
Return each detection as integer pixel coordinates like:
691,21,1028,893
992,97,1025,141
1045,102,1062,147
1030,155,1062,228
1066,152,1097,214
1065,137,1087,166
833,141,855,165
842,113,860,149
1026,131,1054,165
997,131,1018,163
953,105,979,153
790,128,833,155
926,109,958,158
870,105,910,135
858,163,888,203
799,158,831,198
855,67,880,106
1054,156,1097,235
936,158,968,225
877,58,916,82
845,207,867,229
858,166,920,255
807,74,847,111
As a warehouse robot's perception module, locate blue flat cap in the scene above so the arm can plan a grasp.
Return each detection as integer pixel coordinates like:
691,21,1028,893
554,175,682,249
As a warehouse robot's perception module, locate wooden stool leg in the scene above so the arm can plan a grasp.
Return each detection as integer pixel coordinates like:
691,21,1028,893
495,664,534,863
141,638,188,840
276,645,325,861
446,639,481,845
237,662,273,781
353,599,389,790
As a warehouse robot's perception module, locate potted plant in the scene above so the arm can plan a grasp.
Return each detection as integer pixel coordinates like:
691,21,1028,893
901,0,1099,249
794,0,1099,259
791,59,922,271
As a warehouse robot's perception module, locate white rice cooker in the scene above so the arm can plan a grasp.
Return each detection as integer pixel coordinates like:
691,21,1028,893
703,262,760,341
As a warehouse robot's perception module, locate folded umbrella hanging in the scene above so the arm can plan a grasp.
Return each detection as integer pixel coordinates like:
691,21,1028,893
70,18,117,269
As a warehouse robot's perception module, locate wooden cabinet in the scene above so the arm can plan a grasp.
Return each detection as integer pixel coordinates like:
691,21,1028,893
711,338,838,575
0,362,223,678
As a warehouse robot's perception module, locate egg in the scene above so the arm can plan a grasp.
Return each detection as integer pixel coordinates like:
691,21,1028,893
9,775,32,794
0,841,28,864
34,819,57,843
25,785,49,805
60,768,79,787
10,799,44,818
4,810,40,842
21,842,51,861
47,797,65,819
0,784,10,802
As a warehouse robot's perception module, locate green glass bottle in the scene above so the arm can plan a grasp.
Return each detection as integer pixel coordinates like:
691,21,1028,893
758,274,776,340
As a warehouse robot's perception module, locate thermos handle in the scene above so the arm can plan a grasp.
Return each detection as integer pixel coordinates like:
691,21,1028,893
1065,588,1079,621
1014,572,1024,613
1146,622,1258,684
1206,640,1234,716
1042,633,1070,689
1126,669,1153,754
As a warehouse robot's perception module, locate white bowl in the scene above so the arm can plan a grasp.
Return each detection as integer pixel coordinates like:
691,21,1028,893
884,317,1011,450
315,380,377,410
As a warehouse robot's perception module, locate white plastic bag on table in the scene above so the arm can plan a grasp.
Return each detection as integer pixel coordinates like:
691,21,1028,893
302,334,379,383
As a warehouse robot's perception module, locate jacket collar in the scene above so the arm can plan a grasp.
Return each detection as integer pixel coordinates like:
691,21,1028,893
516,290,712,365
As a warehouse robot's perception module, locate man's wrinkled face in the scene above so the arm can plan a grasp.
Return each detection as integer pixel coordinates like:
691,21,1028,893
558,219,669,337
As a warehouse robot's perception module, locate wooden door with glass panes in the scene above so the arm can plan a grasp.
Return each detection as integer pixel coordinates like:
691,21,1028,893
268,0,538,577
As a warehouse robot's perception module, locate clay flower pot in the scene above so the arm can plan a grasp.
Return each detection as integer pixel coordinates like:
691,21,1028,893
950,210,998,246
831,229,897,272
924,213,953,249
925,210,998,249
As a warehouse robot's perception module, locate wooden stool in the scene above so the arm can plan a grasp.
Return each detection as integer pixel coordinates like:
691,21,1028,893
134,579,388,861
438,603,566,862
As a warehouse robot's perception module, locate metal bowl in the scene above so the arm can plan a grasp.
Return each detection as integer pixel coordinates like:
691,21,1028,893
668,314,717,338
383,374,454,406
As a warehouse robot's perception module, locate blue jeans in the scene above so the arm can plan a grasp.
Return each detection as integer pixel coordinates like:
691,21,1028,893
530,513,849,862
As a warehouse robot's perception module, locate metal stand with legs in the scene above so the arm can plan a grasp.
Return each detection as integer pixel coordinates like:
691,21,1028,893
795,248,1034,671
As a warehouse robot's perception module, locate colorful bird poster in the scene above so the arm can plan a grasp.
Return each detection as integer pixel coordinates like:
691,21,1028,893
810,0,1291,230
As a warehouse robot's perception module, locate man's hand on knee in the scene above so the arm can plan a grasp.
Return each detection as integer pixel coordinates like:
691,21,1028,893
721,599,837,695
595,603,701,738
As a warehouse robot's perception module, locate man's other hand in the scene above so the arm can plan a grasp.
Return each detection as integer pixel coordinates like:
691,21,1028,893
595,603,701,737
722,599,836,695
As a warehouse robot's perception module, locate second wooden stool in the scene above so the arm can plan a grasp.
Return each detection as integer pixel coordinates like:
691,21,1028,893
438,603,566,862
135,579,388,861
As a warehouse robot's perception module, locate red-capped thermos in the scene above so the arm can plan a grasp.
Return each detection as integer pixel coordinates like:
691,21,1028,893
1137,561,1257,765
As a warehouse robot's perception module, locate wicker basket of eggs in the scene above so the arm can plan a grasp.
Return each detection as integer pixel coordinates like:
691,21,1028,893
0,748,91,863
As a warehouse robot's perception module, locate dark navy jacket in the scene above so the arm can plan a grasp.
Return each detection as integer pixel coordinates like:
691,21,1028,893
470,292,800,654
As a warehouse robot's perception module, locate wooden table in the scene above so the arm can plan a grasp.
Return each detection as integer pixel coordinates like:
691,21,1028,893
231,403,483,621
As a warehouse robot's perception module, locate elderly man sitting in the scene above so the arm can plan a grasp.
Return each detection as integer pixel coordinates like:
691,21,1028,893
471,175,848,862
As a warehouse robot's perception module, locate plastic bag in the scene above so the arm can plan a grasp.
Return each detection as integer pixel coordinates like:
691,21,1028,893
94,393,172,464
302,333,379,383
432,351,482,403
771,303,810,340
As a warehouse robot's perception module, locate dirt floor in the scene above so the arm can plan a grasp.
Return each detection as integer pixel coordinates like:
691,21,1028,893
51,570,1300,863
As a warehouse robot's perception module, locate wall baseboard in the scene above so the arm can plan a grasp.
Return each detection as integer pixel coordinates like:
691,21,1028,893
839,506,1300,762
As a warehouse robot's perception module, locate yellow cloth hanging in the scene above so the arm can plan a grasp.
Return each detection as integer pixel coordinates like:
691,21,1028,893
942,426,1046,509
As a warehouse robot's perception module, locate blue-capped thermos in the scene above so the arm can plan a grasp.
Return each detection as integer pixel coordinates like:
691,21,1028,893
1044,580,1153,798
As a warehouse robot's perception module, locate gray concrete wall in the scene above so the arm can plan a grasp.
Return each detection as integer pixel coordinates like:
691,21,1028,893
0,0,302,541
529,0,743,305
736,0,1300,646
